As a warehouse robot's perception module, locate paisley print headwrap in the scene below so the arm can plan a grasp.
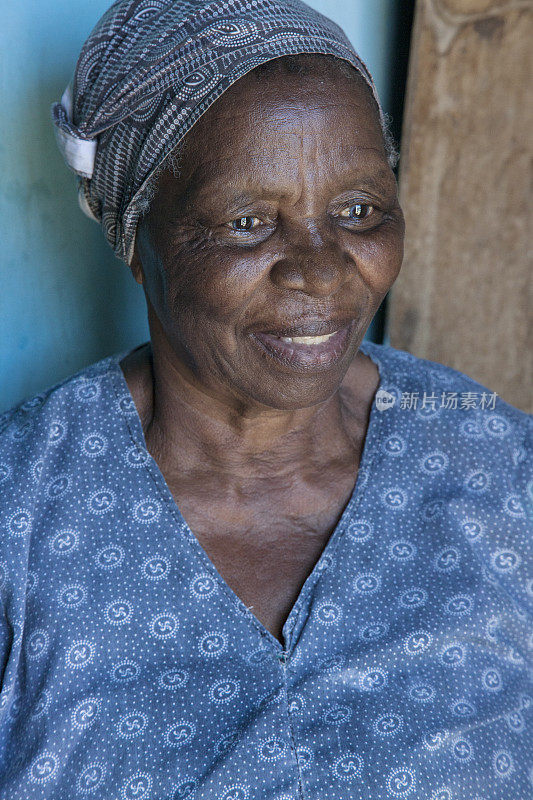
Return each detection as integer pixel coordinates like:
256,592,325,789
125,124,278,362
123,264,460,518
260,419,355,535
51,0,383,264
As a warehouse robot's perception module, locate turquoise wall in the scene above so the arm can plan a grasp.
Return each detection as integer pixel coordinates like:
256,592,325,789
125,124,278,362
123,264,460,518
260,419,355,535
0,0,398,412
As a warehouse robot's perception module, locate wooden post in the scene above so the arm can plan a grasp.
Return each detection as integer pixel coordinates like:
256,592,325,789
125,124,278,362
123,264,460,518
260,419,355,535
388,0,532,412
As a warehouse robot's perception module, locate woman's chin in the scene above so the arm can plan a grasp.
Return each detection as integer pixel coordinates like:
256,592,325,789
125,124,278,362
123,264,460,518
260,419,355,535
238,351,360,410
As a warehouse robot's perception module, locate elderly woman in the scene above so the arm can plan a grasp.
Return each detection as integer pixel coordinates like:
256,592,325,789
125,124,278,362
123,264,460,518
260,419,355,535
0,0,531,798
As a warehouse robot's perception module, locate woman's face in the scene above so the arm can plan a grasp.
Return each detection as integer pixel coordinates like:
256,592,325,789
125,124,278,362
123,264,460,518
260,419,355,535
132,66,404,410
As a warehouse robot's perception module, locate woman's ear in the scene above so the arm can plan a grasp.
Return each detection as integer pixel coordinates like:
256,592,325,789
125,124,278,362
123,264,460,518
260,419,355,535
130,246,144,286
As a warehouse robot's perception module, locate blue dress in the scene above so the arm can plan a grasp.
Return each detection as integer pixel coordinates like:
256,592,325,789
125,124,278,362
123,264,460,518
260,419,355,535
0,341,531,800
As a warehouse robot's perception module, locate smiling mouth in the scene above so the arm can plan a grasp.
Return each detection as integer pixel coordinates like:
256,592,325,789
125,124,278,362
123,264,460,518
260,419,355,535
250,320,356,371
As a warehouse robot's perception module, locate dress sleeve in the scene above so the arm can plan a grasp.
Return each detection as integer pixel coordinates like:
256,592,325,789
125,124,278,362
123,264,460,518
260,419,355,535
0,408,32,740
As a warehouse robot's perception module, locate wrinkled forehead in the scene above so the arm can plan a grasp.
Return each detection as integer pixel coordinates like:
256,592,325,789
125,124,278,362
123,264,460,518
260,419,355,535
178,66,387,179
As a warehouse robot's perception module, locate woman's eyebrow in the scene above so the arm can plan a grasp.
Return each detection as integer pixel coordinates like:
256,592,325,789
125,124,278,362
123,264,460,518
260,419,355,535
335,173,394,194
190,186,295,210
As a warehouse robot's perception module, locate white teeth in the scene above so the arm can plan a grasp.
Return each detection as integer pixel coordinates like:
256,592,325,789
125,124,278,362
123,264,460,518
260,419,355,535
279,331,337,344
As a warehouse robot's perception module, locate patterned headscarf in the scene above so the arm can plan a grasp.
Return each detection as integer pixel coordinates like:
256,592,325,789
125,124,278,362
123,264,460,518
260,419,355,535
52,0,383,265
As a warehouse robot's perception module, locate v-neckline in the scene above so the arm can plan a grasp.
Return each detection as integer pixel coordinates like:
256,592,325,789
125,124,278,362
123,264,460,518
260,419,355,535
107,340,388,654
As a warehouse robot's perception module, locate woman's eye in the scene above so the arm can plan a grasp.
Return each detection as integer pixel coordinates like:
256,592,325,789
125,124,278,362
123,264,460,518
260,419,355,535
339,203,374,221
230,216,260,231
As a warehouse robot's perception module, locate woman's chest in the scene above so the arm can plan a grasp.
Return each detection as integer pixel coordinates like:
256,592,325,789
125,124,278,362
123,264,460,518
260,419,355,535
169,477,358,643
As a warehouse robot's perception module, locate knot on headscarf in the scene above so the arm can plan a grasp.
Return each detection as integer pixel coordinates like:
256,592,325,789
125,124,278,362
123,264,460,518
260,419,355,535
52,85,98,180
52,84,101,221
51,0,383,265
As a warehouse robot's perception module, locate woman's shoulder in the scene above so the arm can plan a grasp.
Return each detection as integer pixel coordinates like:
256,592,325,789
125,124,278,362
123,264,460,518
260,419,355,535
360,340,531,498
360,342,532,626
0,349,143,620
361,340,532,430
0,350,125,491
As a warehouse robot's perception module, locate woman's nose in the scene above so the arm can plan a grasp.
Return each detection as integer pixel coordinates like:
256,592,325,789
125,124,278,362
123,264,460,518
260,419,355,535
268,225,353,298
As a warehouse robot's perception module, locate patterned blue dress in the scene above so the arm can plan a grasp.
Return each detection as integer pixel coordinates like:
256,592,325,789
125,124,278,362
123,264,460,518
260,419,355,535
0,341,531,800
